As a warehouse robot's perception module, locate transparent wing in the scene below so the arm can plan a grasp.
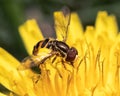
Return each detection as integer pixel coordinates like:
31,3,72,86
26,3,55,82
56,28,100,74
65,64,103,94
54,6,71,42
17,54,52,70
39,23,56,38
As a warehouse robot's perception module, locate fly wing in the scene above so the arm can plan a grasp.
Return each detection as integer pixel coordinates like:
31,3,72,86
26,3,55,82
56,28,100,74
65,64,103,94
17,55,41,70
54,6,71,42
17,54,52,70
39,23,56,38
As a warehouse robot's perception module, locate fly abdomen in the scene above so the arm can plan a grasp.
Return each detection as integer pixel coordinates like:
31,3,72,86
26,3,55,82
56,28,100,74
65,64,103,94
41,38,49,48
33,38,51,55
33,40,43,55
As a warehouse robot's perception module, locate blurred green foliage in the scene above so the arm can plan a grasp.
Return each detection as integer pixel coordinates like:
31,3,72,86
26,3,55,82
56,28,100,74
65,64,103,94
0,0,120,61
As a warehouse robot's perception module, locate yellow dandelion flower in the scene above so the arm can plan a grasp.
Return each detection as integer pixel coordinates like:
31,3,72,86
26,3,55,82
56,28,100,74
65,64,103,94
0,8,120,96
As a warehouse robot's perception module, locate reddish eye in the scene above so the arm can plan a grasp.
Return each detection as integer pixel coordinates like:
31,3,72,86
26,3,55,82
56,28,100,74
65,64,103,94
65,47,78,62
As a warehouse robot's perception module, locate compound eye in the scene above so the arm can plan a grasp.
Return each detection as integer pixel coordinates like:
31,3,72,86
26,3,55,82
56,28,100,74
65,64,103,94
66,47,78,62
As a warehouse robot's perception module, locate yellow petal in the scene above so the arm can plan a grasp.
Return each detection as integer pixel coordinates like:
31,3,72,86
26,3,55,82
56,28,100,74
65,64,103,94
66,12,83,45
95,11,118,39
0,48,21,94
0,47,20,68
19,19,44,55
0,92,7,96
85,26,95,43
0,48,36,96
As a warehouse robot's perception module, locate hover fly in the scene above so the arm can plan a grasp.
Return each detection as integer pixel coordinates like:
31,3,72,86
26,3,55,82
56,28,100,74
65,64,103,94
18,7,78,73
